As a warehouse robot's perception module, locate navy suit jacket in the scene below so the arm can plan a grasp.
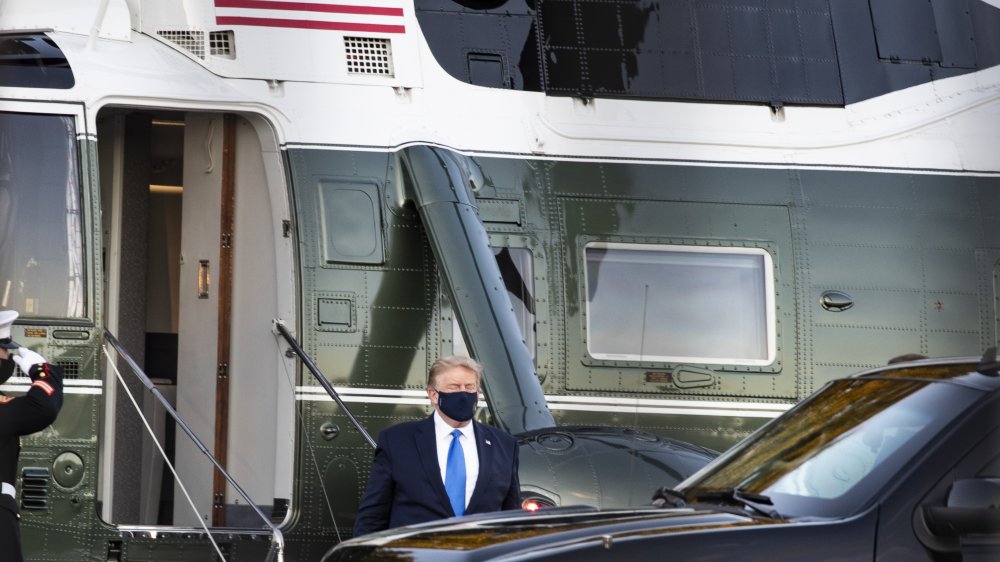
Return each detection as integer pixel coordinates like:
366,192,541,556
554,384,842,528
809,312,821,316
353,415,520,536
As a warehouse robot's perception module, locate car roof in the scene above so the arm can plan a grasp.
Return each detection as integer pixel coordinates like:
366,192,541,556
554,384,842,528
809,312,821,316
850,351,1000,392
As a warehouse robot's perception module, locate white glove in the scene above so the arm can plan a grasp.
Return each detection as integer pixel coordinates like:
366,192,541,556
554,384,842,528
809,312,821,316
13,347,46,374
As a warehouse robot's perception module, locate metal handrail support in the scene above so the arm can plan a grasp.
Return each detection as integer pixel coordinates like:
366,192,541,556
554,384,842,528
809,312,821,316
103,330,285,562
272,319,377,449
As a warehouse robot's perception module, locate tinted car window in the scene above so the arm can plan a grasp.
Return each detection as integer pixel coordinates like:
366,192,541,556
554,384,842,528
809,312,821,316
678,377,981,518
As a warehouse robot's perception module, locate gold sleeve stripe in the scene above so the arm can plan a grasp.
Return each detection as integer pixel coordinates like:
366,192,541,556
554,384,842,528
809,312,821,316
31,379,55,396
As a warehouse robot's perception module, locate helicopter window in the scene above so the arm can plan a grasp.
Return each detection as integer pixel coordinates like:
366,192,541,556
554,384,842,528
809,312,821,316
0,111,85,318
317,179,385,265
0,34,75,89
584,242,775,366
453,247,535,359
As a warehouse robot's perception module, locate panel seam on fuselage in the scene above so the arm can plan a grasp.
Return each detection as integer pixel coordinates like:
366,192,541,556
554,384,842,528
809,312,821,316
294,386,792,418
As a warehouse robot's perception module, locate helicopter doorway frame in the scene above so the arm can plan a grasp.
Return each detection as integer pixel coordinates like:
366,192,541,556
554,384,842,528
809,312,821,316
98,108,297,530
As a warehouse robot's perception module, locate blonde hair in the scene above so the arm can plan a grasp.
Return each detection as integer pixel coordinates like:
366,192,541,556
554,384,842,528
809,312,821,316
427,355,483,388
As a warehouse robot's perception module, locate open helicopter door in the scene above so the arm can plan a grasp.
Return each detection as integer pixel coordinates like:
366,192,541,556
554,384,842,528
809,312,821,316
173,113,239,527
98,109,295,531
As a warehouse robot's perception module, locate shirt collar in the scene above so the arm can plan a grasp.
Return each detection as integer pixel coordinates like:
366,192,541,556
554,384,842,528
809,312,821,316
433,410,474,441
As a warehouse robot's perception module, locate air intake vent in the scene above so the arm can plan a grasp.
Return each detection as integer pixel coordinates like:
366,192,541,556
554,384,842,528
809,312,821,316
210,30,235,58
344,37,394,77
55,361,80,379
157,30,206,59
20,467,50,510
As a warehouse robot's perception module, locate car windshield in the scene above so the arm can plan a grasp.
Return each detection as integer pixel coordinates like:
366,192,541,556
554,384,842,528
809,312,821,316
676,368,980,518
0,111,84,318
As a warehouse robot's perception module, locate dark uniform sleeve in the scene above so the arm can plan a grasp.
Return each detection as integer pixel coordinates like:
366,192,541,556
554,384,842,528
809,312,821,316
500,433,521,511
0,361,64,439
353,433,394,537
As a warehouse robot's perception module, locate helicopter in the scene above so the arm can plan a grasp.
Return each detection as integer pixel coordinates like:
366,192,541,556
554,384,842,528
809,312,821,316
1,0,998,559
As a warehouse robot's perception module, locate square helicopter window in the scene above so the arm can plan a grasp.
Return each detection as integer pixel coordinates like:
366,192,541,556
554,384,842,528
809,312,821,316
584,242,775,366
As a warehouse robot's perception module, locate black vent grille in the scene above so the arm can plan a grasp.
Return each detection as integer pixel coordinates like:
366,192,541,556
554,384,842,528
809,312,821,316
20,467,50,510
55,360,80,379
210,30,235,58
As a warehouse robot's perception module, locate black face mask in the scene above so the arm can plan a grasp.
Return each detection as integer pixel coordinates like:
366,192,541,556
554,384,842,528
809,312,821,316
435,390,478,422
0,353,14,385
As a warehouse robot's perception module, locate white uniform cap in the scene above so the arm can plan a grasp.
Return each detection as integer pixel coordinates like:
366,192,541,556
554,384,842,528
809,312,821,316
0,310,18,346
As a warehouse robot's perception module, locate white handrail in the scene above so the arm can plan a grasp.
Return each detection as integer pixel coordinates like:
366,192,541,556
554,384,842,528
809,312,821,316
103,330,285,562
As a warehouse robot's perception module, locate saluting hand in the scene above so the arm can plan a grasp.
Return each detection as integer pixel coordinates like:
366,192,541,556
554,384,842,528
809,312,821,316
12,347,46,375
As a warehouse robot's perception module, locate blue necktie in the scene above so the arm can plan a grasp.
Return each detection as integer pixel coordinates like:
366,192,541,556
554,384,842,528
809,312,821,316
444,428,466,516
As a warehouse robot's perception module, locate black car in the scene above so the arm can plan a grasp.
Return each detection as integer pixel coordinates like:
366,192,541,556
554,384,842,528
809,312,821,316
326,353,1000,561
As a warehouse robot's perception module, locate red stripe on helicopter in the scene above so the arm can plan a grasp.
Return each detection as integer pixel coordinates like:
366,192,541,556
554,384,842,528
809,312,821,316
217,0,402,16
214,0,405,33
215,16,404,33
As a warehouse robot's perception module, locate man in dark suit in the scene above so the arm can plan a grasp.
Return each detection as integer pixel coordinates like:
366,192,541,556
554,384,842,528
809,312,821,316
353,356,521,535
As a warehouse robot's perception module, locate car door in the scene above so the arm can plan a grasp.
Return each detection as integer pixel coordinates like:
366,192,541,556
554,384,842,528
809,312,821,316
875,391,1000,561
913,422,1000,562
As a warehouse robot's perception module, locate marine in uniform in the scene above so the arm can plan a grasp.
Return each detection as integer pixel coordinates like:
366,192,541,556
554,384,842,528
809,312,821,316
0,310,63,562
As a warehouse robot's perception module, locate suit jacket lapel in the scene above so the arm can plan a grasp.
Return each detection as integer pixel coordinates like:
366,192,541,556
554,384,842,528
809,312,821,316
414,415,453,515
466,422,495,513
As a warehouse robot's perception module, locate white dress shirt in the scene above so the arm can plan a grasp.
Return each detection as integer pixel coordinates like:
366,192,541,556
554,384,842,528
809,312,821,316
433,410,479,509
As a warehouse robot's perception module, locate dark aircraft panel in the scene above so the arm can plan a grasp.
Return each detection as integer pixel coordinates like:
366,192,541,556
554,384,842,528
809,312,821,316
830,0,1000,105
288,149,439,394
414,0,1000,105
869,0,943,64
537,0,841,104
